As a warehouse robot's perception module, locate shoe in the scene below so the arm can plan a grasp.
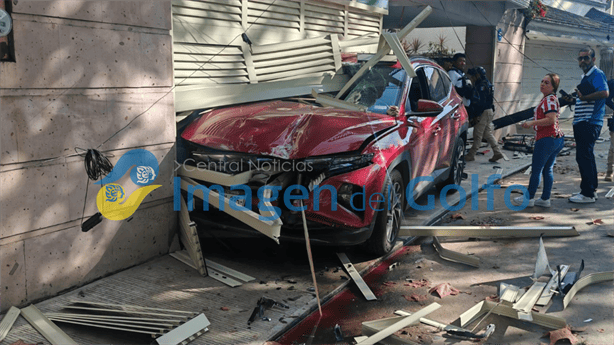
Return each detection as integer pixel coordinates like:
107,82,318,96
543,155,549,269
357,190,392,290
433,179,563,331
569,194,596,203
534,198,551,207
512,196,534,207
606,172,613,181
465,154,475,162
572,191,598,200
489,153,504,162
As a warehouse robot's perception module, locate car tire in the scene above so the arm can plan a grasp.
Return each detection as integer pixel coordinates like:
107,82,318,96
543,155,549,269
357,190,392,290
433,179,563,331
366,169,404,256
438,136,466,189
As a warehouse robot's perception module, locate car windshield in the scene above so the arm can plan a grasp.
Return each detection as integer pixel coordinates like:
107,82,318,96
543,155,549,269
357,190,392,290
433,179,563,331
342,66,406,114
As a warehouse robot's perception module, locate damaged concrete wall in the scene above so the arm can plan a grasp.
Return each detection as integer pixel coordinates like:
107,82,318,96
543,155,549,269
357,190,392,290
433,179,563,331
493,9,526,138
0,1,176,312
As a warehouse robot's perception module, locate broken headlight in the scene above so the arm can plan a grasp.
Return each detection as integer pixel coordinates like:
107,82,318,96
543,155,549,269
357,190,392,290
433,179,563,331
304,153,374,177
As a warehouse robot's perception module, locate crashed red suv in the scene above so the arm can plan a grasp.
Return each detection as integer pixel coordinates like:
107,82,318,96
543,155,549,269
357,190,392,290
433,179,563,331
180,57,468,255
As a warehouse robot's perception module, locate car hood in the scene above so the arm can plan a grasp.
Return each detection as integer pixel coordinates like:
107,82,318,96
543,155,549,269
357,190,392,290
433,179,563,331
181,100,397,159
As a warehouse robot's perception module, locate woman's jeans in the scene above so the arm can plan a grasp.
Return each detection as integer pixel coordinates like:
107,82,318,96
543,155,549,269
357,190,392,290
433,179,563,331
528,136,565,200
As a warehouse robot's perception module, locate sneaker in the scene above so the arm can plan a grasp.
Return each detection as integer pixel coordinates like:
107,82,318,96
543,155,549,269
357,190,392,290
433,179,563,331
489,153,504,162
569,194,596,203
512,196,534,207
534,198,551,207
572,191,598,200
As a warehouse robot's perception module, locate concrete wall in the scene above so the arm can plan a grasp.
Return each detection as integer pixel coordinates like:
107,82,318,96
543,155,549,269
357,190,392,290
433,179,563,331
493,9,527,137
0,1,176,311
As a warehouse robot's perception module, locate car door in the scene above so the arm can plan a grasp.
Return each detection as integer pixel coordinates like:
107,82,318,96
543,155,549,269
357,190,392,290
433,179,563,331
421,66,459,172
403,67,441,195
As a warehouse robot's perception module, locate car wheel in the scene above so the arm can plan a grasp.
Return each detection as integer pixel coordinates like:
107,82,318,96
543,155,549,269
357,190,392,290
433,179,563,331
439,136,466,188
366,169,404,256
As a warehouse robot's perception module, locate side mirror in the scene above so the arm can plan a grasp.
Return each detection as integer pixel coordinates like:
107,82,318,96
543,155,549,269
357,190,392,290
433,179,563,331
409,99,444,117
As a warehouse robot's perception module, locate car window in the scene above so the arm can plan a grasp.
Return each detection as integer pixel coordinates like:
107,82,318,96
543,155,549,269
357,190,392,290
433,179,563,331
423,67,447,103
343,66,407,114
440,70,451,96
406,76,423,112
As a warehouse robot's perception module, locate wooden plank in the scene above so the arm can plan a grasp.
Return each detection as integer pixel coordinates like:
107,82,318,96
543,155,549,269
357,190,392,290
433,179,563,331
173,52,244,62
70,301,196,315
330,34,342,72
305,3,344,16
563,271,614,309
303,16,345,28
172,15,241,28
182,0,240,7
247,9,300,22
256,58,335,76
252,36,330,55
175,76,250,86
251,0,300,9
156,314,210,345
253,52,333,69
173,61,246,70
433,236,480,267
173,69,248,78
460,301,566,329
500,283,520,306
172,0,241,14
173,7,241,22
356,303,440,345
179,197,207,276
394,310,472,332
513,282,546,321
173,44,242,55
207,268,242,287
252,45,331,62
0,306,20,342
399,226,579,238
243,42,258,84
205,259,256,282
304,24,344,34
347,28,380,36
382,32,415,77
248,1,300,15
247,16,300,29
180,177,282,244
175,73,349,112
48,317,160,336
63,306,191,319
48,316,171,332
20,305,78,345
305,12,344,22
536,265,569,306
347,11,381,24
45,313,184,324
337,253,377,301
258,65,335,82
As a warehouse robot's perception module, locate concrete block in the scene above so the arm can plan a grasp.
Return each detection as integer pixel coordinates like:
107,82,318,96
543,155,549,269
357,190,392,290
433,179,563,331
66,144,176,223
102,1,171,30
3,90,174,163
497,43,524,64
494,63,523,83
0,98,19,165
12,1,104,22
0,20,65,89
1,164,71,239
23,202,175,303
0,241,27,312
58,25,172,88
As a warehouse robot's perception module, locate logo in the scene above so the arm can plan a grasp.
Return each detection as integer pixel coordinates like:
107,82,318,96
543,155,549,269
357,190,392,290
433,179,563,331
96,149,162,220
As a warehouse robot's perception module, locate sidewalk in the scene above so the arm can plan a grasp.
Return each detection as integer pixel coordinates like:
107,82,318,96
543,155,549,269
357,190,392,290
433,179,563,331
1,129,612,345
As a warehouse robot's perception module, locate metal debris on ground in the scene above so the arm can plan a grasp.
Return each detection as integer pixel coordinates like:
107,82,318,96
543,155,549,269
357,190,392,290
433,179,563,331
247,297,289,325
333,324,343,342
0,306,20,342
446,323,495,341
337,252,377,301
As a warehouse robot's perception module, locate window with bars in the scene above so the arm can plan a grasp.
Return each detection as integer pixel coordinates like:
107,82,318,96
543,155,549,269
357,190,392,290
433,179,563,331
1,0,15,62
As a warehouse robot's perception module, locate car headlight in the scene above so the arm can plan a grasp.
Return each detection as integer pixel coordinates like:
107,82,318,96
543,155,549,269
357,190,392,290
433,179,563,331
304,153,374,176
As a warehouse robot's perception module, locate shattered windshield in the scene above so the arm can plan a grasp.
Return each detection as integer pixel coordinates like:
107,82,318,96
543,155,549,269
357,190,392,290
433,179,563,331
342,66,407,114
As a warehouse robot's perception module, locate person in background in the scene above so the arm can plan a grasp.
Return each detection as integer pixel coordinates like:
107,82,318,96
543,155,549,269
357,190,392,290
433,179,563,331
568,47,609,203
448,53,472,109
441,57,453,72
465,67,504,162
512,73,565,207
604,79,614,181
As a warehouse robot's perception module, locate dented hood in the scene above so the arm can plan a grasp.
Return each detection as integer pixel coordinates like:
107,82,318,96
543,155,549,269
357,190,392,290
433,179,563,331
181,100,396,159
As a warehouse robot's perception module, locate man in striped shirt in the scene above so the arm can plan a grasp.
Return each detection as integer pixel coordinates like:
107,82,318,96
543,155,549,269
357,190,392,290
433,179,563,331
569,47,609,203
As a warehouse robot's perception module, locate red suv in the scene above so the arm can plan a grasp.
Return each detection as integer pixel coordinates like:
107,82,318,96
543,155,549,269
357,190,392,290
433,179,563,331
180,57,468,255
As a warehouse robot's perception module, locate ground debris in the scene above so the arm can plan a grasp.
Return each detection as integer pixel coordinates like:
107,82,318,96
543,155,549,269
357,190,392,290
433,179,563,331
404,279,430,288
383,281,397,287
403,293,428,302
542,326,578,345
429,283,460,298
586,219,604,225
220,306,230,311
485,294,500,302
530,216,545,220
470,217,506,226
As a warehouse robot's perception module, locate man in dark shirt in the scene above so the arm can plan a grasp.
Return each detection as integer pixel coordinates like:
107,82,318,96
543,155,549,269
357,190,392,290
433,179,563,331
605,79,614,181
